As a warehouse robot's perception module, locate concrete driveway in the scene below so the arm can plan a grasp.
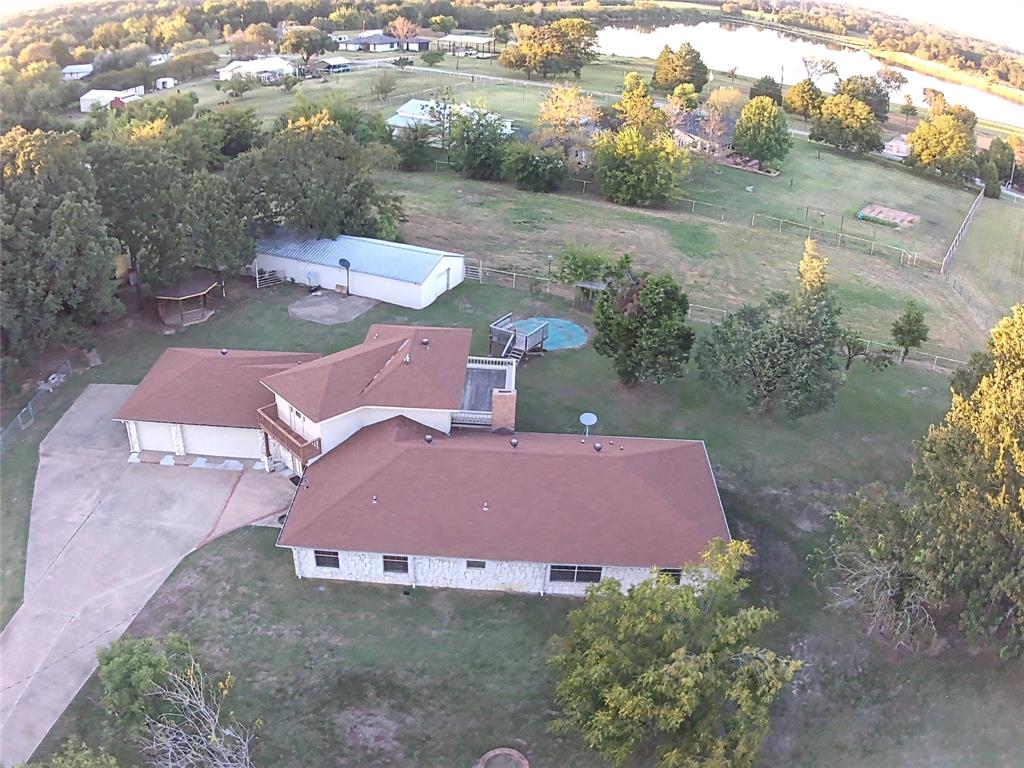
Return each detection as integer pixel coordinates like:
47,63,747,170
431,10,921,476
0,384,295,765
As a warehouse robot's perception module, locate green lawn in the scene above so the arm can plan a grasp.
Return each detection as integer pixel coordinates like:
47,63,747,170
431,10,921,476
379,170,985,359
28,282,1024,768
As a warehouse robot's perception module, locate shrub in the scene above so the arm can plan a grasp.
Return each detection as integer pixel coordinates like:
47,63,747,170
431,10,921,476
556,244,611,282
502,142,566,192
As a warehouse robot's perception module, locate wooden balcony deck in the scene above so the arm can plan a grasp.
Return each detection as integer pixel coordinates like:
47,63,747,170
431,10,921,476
257,403,321,463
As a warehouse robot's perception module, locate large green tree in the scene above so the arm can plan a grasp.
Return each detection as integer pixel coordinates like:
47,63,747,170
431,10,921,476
614,72,669,135
499,19,597,80
732,95,793,170
228,111,404,239
593,257,695,385
593,126,687,207
279,26,336,66
549,540,801,768
834,74,890,121
824,306,1024,654
449,110,510,181
697,239,844,417
748,75,782,105
809,94,883,153
651,43,708,93
782,77,824,120
1,128,121,362
88,140,191,300
906,113,975,178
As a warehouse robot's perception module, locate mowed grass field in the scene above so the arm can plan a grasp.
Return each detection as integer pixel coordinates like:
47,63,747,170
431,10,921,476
31,283,1024,768
378,169,984,359
949,197,1024,323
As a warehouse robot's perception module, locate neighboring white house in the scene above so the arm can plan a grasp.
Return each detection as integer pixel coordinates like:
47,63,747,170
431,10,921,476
61,63,93,80
882,134,911,159
217,56,296,82
336,31,400,52
113,348,319,459
79,86,144,112
252,229,465,310
154,76,177,90
386,98,514,137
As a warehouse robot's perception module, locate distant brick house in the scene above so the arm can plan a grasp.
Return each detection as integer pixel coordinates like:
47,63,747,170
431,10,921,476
116,324,731,595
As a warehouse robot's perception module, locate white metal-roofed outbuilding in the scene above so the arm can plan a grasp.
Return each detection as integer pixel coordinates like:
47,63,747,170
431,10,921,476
253,230,465,309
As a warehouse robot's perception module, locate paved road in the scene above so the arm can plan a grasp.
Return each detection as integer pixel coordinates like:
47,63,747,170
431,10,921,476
0,384,294,765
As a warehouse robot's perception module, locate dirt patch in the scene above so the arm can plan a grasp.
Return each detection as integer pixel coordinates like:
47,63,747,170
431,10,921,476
335,708,401,754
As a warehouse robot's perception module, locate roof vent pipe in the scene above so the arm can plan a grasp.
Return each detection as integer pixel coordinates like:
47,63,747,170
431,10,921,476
424,434,433,444
510,438,518,448
594,442,603,452
220,348,228,356
372,495,378,504
403,353,411,364
421,338,430,347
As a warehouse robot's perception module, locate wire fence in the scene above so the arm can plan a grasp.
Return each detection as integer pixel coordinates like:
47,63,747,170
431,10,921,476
463,260,968,372
0,360,73,452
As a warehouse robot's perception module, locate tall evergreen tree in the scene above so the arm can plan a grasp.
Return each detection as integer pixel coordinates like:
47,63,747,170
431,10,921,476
697,239,843,417
651,43,708,93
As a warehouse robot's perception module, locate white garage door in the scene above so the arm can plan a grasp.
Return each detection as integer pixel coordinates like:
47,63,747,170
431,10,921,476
181,425,262,459
134,421,176,452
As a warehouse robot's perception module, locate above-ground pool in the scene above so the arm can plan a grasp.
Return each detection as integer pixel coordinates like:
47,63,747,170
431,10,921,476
513,316,588,350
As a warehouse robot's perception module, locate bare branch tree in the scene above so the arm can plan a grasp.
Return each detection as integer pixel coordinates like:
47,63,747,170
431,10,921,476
802,56,837,83
140,657,260,768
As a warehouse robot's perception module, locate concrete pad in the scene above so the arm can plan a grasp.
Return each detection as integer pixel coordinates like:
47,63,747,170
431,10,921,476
39,383,134,456
287,292,378,325
203,470,296,543
0,384,293,766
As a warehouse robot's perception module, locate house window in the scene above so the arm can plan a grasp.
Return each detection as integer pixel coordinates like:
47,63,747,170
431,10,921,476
314,550,340,569
659,568,682,585
466,560,486,569
549,565,603,583
382,555,409,574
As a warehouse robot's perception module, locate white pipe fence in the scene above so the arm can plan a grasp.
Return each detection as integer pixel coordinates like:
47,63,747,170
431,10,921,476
465,259,969,372
941,189,984,274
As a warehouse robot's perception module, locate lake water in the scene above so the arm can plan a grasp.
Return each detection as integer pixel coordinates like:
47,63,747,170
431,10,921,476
598,22,1024,126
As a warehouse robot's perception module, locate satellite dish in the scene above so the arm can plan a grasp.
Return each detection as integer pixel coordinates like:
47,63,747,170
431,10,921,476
338,258,351,269
579,412,597,436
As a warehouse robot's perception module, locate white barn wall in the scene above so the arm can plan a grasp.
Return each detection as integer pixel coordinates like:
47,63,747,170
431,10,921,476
254,253,439,309
419,256,465,307
291,548,659,595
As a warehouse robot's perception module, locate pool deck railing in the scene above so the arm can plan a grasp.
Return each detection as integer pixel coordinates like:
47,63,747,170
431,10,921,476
489,313,549,360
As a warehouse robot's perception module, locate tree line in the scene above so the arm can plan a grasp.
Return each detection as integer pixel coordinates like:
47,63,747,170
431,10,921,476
0,93,402,382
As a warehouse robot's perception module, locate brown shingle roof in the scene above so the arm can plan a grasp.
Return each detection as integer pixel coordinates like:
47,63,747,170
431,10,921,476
260,325,472,422
279,417,731,568
114,348,319,429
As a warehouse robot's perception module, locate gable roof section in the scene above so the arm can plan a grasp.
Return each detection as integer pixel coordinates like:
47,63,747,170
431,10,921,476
255,228,461,285
279,417,731,568
114,348,319,429
260,325,472,422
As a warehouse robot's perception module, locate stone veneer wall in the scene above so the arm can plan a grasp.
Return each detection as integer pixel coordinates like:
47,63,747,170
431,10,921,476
291,548,665,595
